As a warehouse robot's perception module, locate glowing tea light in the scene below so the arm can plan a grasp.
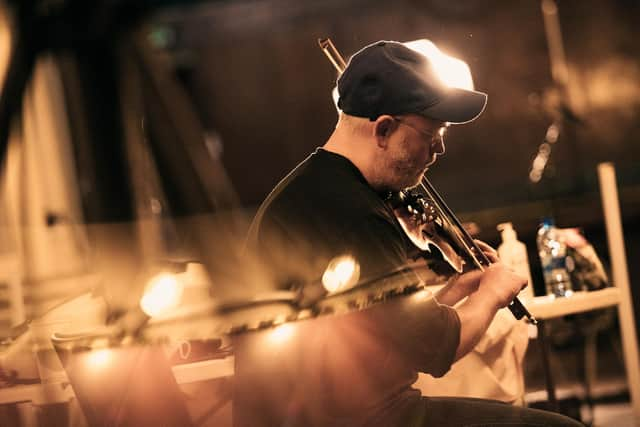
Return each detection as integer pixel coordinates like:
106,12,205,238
267,323,295,344
322,255,360,293
86,348,112,369
140,273,184,317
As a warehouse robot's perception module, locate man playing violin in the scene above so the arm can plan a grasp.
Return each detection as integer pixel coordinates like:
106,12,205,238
235,40,582,427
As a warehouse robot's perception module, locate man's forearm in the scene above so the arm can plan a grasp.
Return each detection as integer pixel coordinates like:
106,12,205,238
434,271,482,307
435,281,466,306
453,292,499,361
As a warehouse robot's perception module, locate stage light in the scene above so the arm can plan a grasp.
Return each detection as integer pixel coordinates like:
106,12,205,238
322,255,360,293
140,273,184,317
405,39,475,91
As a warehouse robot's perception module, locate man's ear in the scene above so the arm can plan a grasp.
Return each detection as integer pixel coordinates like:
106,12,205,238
373,115,397,148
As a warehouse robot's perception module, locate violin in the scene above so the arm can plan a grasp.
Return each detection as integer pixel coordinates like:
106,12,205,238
319,38,535,323
387,189,465,274
395,180,534,322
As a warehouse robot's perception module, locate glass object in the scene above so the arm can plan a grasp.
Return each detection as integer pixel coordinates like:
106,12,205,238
536,217,572,298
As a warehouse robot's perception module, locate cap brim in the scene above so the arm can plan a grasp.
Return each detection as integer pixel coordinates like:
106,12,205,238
421,88,488,124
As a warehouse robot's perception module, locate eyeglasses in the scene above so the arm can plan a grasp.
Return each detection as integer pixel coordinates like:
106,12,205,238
392,117,447,141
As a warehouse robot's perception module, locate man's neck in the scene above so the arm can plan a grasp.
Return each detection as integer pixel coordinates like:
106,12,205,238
323,127,378,186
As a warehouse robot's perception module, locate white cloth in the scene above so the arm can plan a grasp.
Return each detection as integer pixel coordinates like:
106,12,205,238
414,308,529,404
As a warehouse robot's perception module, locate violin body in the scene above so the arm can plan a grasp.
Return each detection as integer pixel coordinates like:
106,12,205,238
389,190,473,275
388,187,534,323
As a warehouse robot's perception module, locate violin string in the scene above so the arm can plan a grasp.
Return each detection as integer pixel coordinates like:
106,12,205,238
418,178,487,270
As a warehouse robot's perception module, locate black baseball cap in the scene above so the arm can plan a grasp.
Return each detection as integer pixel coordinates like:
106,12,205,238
337,40,487,124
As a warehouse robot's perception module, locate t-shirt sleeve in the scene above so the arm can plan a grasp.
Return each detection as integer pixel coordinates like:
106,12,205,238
364,292,461,377
339,213,460,377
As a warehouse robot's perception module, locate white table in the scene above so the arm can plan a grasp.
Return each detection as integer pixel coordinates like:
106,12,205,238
527,287,639,425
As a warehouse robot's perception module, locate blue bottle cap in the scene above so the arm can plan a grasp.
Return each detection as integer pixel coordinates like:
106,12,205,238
541,216,555,227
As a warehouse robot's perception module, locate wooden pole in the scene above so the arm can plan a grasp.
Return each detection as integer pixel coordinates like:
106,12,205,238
598,162,640,425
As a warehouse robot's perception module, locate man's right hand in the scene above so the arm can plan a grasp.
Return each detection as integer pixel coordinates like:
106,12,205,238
476,263,528,310
454,263,527,360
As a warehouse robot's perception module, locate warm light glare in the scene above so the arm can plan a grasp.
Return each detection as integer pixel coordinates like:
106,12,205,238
0,9,12,87
140,273,184,317
86,348,112,369
322,255,360,293
405,39,475,90
333,39,474,112
267,323,295,344
332,86,339,110
545,124,560,143
412,289,433,301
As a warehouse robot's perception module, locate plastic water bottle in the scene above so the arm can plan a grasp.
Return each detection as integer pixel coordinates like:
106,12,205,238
536,217,572,298
497,222,535,301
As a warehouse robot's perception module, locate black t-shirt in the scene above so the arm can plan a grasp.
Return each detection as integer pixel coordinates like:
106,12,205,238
235,149,460,427
245,148,410,287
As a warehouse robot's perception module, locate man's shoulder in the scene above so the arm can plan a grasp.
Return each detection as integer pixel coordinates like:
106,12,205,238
263,149,379,215
247,149,399,251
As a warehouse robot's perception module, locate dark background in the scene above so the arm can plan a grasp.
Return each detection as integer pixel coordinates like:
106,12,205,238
150,0,639,303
